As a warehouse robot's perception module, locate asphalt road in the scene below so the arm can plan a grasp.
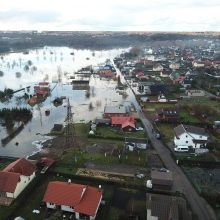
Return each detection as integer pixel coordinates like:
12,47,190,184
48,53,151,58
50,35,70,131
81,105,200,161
136,105,217,220
115,63,217,220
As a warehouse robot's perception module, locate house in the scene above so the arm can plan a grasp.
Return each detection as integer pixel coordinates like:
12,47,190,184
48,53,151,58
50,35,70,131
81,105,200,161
50,124,64,134
153,64,163,72
193,61,205,68
187,89,205,97
150,84,167,95
169,63,180,70
104,105,130,118
160,68,172,77
125,137,148,150
174,76,185,84
151,169,173,190
0,158,36,205
43,181,102,220
146,193,192,220
111,116,136,131
174,124,209,150
93,118,111,126
138,81,155,94
156,107,180,123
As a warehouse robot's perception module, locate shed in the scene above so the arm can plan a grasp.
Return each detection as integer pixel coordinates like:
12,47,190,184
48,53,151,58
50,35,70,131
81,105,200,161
151,170,173,190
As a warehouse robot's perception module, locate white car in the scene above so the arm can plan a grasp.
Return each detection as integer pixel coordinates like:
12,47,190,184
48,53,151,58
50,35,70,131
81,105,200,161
136,127,144,131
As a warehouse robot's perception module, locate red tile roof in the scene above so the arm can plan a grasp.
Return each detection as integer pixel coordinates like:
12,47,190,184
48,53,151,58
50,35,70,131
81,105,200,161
111,116,135,129
75,186,102,216
3,158,36,176
43,181,102,217
0,171,20,193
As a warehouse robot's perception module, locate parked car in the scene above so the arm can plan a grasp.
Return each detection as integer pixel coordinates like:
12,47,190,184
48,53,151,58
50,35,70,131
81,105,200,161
136,127,144,131
159,167,170,172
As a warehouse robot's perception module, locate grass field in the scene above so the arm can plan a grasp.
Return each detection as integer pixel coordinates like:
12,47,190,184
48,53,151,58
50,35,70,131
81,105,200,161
94,125,147,140
156,123,176,143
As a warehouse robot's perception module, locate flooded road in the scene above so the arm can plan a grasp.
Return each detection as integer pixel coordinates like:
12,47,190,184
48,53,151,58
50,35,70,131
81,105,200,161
0,46,133,157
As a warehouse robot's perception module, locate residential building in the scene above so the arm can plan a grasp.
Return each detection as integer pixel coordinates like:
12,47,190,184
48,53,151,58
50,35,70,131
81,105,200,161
174,124,209,149
43,181,102,220
151,170,173,190
103,105,130,118
146,193,192,220
111,116,136,132
169,63,180,70
187,89,205,97
0,158,36,205
156,107,180,123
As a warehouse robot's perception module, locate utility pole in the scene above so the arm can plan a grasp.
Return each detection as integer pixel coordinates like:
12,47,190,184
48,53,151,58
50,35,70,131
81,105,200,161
65,98,76,149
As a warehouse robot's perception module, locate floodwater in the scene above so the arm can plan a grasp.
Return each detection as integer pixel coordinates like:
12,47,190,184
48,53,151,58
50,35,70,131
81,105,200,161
0,46,134,157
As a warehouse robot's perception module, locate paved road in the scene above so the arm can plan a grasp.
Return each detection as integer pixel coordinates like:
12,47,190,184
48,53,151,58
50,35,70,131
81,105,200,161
136,105,217,220
115,63,217,220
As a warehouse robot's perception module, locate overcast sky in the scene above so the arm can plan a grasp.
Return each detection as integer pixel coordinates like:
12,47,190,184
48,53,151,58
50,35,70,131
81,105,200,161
0,0,220,31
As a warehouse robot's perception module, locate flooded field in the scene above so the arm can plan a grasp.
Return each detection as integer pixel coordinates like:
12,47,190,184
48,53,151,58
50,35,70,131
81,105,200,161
0,47,133,157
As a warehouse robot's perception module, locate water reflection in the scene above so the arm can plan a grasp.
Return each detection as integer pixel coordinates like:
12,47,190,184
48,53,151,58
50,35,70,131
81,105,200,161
0,46,129,157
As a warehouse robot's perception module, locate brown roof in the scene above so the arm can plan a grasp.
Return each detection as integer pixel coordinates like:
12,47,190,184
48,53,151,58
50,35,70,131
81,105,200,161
43,181,102,217
146,193,192,220
174,124,207,137
151,170,173,186
3,158,36,176
0,171,20,193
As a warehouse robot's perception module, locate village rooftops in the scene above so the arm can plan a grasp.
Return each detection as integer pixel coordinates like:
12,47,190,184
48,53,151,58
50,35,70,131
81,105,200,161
43,181,102,217
146,193,192,220
3,158,36,176
104,105,129,114
151,170,173,187
174,124,208,137
0,171,20,193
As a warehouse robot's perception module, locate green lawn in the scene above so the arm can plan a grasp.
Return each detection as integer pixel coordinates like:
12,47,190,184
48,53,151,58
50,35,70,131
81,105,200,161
9,174,145,220
179,108,199,123
93,125,147,140
54,148,148,174
156,123,175,143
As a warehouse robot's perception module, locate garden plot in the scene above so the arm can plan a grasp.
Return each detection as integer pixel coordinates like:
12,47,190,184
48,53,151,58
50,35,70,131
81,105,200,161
184,167,220,194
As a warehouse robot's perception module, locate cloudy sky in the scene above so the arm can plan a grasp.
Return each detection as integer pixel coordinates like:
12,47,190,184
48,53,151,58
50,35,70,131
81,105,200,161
0,0,220,31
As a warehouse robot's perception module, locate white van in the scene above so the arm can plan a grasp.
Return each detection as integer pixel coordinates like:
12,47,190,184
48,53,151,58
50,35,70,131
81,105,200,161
174,146,189,152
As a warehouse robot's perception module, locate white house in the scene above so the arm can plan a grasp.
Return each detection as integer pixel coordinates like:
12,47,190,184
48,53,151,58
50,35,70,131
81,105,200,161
0,158,36,205
187,89,205,97
174,124,209,150
43,181,103,220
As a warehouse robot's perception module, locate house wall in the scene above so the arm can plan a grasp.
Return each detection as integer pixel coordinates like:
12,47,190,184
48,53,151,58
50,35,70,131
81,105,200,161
147,209,158,220
61,205,74,213
6,192,14,198
174,132,208,149
12,172,35,198
46,202,56,209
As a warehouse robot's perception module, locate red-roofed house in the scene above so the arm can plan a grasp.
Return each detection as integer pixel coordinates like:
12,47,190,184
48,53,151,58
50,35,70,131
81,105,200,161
43,181,102,220
111,116,136,131
0,158,36,205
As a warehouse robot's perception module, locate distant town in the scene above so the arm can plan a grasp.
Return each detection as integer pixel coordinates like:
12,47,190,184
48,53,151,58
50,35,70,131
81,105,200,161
0,31,220,220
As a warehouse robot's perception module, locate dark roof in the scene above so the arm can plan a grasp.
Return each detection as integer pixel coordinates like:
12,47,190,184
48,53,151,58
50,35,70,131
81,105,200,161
174,124,208,137
3,158,36,176
94,118,111,124
151,170,173,186
52,124,63,131
157,107,179,116
146,193,192,220
0,171,20,193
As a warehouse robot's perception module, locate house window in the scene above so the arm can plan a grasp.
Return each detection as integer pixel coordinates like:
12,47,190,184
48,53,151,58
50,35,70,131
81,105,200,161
186,141,188,143
186,135,188,138
200,136,202,138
